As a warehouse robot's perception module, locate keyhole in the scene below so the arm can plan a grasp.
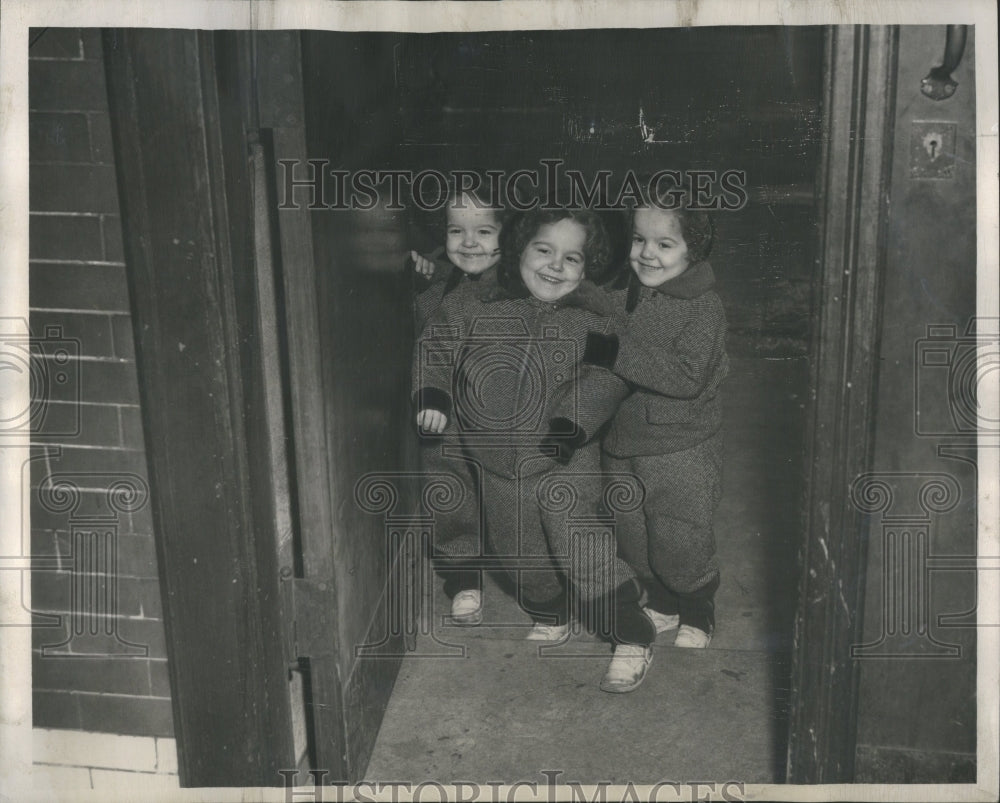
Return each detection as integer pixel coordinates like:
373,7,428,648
929,139,939,159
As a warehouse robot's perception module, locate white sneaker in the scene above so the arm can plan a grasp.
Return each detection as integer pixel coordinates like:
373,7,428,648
600,644,653,693
450,590,483,626
644,607,680,634
674,624,712,648
525,622,570,641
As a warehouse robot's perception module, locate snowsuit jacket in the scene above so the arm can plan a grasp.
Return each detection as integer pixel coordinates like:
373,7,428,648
412,248,498,336
598,260,729,457
413,278,630,479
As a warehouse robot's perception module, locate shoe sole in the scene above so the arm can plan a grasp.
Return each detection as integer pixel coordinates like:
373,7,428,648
525,630,570,642
449,605,483,626
600,663,652,693
674,632,712,648
600,651,653,693
599,678,646,693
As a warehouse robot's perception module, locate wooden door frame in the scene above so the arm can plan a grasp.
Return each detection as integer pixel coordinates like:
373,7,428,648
103,29,299,786
786,25,900,783
103,23,899,787
104,28,395,786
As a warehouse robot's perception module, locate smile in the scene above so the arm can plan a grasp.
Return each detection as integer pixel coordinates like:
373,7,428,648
537,274,563,284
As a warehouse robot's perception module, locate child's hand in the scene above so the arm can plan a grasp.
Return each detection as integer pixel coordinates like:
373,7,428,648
416,409,448,434
411,250,437,278
539,418,587,465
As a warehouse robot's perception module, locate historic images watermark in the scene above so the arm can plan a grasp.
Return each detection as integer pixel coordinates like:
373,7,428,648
845,317,1000,659
277,160,749,213
10,470,152,658
278,770,747,803
1,316,150,655
913,318,1000,439
0,318,81,439
352,468,645,659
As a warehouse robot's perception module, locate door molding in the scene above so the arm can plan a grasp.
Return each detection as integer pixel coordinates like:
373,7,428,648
103,30,296,786
786,25,900,783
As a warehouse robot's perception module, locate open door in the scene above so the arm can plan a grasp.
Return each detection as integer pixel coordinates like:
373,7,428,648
105,22,912,788
786,26,899,782
104,29,413,786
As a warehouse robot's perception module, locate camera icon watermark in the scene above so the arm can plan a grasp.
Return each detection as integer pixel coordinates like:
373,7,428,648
31,472,150,658
914,317,1000,439
0,318,81,438
352,471,469,658
850,470,994,659
351,468,645,659
417,316,579,443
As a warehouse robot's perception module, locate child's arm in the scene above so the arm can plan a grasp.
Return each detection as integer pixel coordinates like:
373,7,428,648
587,297,726,399
411,247,455,336
541,366,630,463
411,251,436,278
416,408,448,434
411,294,465,434
542,320,631,464
410,246,449,279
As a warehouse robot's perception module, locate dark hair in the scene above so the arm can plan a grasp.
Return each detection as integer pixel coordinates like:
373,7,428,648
626,176,716,263
427,176,509,235
498,207,611,294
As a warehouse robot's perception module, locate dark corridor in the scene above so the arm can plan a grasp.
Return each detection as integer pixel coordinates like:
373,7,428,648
300,27,823,783
31,21,982,791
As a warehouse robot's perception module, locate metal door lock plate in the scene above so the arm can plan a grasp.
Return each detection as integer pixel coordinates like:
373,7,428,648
910,121,957,179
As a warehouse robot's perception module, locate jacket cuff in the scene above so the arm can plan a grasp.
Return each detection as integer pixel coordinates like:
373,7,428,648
413,386,452,415
539,418,588,465
583,332,619,370
548,417,588,447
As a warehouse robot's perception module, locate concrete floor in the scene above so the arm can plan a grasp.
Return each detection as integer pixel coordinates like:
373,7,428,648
365,356,807,785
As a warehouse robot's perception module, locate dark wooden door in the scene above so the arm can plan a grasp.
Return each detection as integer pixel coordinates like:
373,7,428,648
104,29,414,786
786,26,899,782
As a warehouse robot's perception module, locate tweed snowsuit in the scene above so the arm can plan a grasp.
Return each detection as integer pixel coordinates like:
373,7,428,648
413,250,498,335
598,261,729,627
412,257,498,594
414,278,647,636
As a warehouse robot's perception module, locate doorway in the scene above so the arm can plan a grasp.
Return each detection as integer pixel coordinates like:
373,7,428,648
105,25,901,787
300,27,823,784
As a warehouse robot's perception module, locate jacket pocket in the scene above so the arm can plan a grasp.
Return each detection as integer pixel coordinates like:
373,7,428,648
644,395,720,426
644,398,697,425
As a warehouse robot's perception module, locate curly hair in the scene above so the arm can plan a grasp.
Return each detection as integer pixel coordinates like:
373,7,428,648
420,175,509,237
624,176,716,264
498,207,611,294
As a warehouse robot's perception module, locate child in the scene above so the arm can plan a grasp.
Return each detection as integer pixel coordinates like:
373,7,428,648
411,186,505,334
411,186,506,626
414,207,656,692
588,189,728,661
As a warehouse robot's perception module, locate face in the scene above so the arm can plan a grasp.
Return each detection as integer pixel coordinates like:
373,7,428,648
519,218,587,302
445,204,502,275
629,208,690,287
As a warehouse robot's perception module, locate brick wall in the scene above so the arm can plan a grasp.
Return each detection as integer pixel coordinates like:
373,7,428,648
29,27,173,739
32,728,179,792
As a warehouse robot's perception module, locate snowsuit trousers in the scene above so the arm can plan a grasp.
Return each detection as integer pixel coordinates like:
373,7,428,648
480,442,653,644
602,433,723,628
419,435,483,597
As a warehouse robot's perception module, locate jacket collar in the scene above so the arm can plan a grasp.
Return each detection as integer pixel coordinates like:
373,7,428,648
442,263,490,296
610,261,716,312
482,277,614,316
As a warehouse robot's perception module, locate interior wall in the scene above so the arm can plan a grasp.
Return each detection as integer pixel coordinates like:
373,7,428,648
298,28,824,778
28,27,172,739
393,27,824,357
855,26,978,782
300,31,418,775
